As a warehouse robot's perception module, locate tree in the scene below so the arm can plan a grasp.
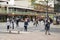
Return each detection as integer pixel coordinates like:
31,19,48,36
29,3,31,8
31,0,36,5
57,0,60,1
54,0,60,12
54,4,60,12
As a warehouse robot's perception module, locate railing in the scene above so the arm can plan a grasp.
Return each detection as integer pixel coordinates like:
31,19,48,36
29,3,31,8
0,8,37,15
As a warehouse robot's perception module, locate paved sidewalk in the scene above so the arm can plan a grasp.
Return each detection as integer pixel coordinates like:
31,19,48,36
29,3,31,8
0,31,60,40
0,22,60,40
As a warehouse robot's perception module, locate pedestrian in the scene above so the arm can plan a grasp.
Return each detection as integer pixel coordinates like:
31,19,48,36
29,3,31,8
7,18,11,33
7,18,10,30
34,18,39,27
15,17,20,34
32,18,35,25
49,18,53,24
15,17,20,27
45,20,51,35
24,18,28,31
11,18,14,29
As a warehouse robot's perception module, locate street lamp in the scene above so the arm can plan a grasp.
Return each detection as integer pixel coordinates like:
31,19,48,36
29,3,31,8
44,0,49,21
6,2,9,14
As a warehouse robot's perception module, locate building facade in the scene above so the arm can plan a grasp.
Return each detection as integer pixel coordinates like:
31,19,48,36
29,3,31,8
0,0,54,22
54,0,60,13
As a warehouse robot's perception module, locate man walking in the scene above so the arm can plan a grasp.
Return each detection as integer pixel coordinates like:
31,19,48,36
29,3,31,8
24,18,28,31
45,20,51,35
11,18,15,29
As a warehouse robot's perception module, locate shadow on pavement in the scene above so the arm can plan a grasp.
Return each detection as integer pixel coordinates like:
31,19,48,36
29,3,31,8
0,31,19,34
40,28,60,33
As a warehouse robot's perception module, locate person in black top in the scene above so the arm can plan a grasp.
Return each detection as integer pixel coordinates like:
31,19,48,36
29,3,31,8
16,17,20,27
24,18,28,31
45,20,51,35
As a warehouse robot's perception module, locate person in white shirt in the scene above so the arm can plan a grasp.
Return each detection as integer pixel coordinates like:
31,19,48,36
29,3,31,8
7,18,10,30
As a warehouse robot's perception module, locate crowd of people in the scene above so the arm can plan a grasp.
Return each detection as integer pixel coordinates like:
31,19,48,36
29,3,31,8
7,16,53,35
